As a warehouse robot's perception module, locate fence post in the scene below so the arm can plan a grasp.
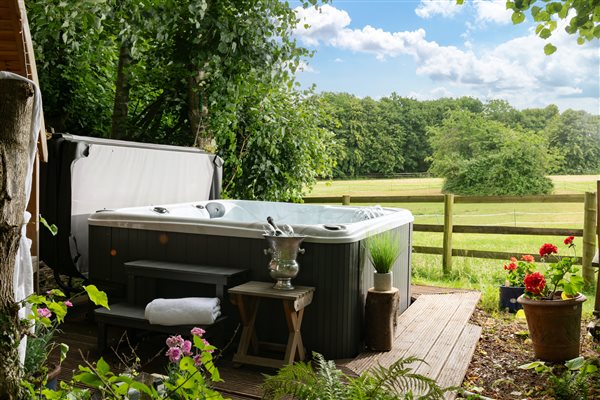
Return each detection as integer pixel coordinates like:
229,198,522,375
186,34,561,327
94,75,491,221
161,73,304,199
582,191,597,288
342,195,351,206
443,194,454,274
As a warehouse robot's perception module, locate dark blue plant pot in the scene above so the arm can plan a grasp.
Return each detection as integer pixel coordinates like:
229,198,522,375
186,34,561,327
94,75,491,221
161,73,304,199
45,365,61,390
499,286,525,313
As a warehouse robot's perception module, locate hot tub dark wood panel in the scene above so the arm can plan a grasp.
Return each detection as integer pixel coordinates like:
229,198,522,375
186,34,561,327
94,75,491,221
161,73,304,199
89,224,411,359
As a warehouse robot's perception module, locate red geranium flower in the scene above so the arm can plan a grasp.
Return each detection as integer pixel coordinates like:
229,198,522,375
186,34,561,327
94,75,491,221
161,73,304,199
504,262,517,271
524,272,546,295
563,236,574,246
539,243,558,258
521,254,535,262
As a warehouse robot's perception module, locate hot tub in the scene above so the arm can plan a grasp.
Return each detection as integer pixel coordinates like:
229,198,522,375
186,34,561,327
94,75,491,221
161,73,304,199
88,200,414,359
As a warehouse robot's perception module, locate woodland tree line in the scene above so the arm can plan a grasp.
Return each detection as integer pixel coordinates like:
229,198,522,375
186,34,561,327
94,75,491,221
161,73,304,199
26,0,600,199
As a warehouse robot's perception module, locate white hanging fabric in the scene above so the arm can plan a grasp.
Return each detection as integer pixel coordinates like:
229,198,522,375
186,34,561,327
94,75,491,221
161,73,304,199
0,71,42,364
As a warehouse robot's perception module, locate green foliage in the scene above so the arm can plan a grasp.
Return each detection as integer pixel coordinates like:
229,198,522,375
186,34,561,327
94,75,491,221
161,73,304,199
519,357,600,399
214,86,336,201
27,0,334,202
544,110,600,174
506,0,600,51
366,232,402,273
428,110,554,196
262,352,448,399
83,284,110,310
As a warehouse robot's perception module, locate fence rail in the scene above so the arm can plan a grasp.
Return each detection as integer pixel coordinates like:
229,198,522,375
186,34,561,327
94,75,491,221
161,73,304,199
303,192,597,283
303,193,585,204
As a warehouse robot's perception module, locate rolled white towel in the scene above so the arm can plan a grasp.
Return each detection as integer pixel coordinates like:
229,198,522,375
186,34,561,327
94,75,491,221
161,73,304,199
144,297,221,326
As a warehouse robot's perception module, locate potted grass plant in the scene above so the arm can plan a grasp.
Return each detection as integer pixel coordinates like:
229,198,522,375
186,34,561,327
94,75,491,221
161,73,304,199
366,231,401,292
517,236,587,362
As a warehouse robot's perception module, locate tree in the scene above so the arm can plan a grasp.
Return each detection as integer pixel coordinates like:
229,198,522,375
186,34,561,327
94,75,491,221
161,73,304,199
544,109,600,174
0,79,36,399
428,110,553,195
27,0,334,201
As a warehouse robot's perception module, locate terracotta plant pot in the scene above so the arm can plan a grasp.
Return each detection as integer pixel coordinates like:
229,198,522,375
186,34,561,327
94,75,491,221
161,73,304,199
499,286,525,313
517,293,587,362
373,272,393,292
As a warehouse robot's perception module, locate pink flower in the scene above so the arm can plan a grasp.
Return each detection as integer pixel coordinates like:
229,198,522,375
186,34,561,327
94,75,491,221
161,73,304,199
165,347,182,363
37,308,52,319
203,339,214,353
510,256,517,262
193,354,203,367
520,255,535,263
166,335,184,348
64,300,73,307
191,327,205,337
181,340,192,356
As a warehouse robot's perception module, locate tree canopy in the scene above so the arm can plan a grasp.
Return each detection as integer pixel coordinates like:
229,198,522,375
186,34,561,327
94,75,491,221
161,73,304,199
27,0,334,201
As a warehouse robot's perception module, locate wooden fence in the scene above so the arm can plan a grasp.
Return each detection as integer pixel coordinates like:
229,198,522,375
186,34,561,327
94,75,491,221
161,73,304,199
304,192,598,285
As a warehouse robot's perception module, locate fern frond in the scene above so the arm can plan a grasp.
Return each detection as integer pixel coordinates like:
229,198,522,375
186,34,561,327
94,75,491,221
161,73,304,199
365,357,447,399
262,360,319,400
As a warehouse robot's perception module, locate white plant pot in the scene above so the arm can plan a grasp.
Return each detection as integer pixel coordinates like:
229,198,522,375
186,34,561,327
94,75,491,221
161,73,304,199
373,272,393,292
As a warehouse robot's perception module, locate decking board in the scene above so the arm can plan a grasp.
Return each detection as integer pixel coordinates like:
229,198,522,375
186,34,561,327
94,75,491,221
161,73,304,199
438,323,482,400
343,291,481,399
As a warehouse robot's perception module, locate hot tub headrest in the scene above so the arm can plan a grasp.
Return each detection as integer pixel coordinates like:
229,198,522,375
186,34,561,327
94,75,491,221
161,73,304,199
206,202,225,218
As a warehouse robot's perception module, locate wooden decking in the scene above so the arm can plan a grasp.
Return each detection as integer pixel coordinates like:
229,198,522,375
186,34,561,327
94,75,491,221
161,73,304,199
341,291,481,399
54,286,481,399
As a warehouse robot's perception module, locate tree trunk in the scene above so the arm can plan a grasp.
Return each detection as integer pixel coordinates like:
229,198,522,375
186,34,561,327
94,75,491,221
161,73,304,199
188,70,213,151
0,78,35,399
111,40,132,140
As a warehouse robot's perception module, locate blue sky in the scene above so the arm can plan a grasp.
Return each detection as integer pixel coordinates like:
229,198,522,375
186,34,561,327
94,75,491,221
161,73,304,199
291,1,600,114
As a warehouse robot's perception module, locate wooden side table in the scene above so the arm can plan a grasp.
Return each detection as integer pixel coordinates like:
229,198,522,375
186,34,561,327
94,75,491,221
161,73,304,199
229,281,315,368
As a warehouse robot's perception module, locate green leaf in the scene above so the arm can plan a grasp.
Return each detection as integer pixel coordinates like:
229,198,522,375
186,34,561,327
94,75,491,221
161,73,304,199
565,356,585,370
74,372,103,387
84,285,109,309
48,302,67,322
456,0,464,4
531,6,541,18
539,28,552,39
512,11,526,24
515,309,526,319
519,361,545,370
39,215,58,236
130,381,155,396
544,43,557,55
59,342,69,363
96,357,110,376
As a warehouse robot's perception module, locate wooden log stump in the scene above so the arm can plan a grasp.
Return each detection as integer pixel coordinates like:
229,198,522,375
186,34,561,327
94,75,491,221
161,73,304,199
365,287,399,351
0,78,36,399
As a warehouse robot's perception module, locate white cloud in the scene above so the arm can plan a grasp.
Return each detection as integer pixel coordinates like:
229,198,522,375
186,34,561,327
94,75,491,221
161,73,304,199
294,5,350,47
295,5,426,60
409,87,454,100
334,58,343,63
415,0,462,19
298,60,317,73
294,5,600,112
474,0,512,25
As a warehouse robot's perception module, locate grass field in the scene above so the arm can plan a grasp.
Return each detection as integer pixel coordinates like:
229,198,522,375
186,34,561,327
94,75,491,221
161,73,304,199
306,175,599,314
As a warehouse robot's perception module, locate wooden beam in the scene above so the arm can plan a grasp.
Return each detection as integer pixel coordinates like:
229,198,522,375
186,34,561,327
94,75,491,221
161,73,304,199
413,245,583,265
414,224,583,237
303,193,585,204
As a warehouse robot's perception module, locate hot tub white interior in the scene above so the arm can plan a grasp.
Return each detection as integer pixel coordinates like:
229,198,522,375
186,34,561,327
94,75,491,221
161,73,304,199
89,200,414,243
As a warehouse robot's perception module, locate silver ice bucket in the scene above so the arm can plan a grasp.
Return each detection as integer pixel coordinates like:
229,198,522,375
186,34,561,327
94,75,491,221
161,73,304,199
263,235,306,290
